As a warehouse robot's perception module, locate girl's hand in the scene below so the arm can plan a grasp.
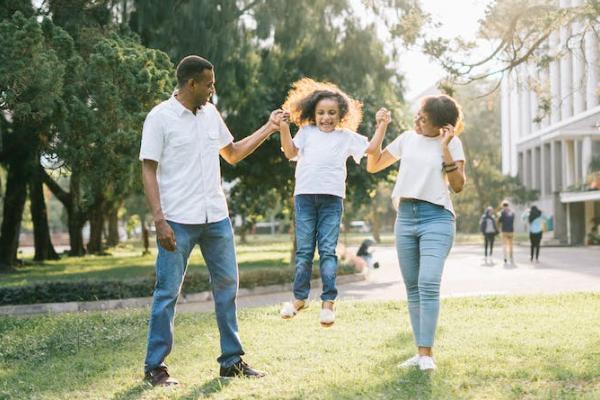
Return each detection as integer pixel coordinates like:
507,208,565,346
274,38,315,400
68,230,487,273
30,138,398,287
376,108,392,126
440,124,455,147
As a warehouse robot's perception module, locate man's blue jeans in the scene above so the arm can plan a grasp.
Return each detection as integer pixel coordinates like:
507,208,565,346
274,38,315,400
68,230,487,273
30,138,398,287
394,200,455,347
144,218,244,372
293,194,343,302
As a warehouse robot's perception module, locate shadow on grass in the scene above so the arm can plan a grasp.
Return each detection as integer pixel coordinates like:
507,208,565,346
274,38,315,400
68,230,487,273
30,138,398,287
111,382,151,400
175,377,230,400
315,332,441,400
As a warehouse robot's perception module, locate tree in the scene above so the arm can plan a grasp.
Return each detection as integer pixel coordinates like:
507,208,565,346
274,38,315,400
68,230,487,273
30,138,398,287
0,12,75,269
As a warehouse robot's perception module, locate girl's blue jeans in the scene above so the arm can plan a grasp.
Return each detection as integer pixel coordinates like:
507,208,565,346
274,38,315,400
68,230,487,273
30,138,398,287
293,194,343,302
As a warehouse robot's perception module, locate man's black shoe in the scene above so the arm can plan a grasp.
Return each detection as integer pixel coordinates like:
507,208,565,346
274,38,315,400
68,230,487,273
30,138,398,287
219,360,266,378
144,366,179,387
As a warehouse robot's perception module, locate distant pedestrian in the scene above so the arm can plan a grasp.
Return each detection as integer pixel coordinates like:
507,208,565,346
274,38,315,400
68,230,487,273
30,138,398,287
498,201,515,264
479,206,498,264
522,205,545,263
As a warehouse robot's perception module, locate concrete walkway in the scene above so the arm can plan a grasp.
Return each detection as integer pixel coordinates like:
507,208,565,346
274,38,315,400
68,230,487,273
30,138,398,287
178,244,600,313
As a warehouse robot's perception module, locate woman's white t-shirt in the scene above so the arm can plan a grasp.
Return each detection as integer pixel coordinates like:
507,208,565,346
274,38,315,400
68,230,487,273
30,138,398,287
385,130,465,216
292,125,369,198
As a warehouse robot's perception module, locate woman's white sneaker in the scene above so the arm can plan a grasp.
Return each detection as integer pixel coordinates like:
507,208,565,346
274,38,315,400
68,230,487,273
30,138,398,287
398,354,420,368
418,356,436,371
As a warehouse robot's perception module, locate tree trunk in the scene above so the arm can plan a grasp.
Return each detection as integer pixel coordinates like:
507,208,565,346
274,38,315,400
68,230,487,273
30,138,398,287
369,209,382,243
0,160,28,271
30,165,60,261
68,173,86,256
87,196,105,254
461,136,485,212
106,202,120,247
41,169,86,256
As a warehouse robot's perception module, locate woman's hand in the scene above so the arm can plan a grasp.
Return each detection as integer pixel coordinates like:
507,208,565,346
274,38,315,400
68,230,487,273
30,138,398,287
440,124,455,147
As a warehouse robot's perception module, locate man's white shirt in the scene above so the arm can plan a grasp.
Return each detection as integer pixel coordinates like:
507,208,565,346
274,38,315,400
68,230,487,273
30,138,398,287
139,96,233,224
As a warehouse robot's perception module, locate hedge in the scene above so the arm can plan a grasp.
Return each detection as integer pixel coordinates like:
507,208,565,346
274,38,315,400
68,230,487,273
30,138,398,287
0,264,357,306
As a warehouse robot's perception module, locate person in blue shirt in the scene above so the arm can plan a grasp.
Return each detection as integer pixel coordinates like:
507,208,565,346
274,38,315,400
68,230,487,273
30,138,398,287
521,205,545,263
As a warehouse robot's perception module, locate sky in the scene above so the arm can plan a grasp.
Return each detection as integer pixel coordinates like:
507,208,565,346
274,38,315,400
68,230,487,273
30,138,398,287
397,0,495,100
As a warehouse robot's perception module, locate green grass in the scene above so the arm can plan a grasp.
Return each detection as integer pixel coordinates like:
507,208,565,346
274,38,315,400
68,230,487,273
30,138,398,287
3,241,293,289
1,293,598,399
6,233,489,289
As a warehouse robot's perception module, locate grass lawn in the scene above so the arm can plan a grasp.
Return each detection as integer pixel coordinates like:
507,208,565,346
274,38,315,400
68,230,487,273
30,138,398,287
5,233,489,289
0,293,598,399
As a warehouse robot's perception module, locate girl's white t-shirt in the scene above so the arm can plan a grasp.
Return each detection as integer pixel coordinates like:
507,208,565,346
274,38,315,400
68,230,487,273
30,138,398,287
292,125,369,198
385,130,465,215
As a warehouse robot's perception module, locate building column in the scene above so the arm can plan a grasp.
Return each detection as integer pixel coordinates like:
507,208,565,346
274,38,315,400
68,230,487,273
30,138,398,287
520,65,532,136
550,141,557,192
585,23,599,109
509,71,520,175
571,0,586,113
573,139,580,184
501,75,512,175
540,144,547,195
560,0,573,119
549,32,561,123
582,135,593,178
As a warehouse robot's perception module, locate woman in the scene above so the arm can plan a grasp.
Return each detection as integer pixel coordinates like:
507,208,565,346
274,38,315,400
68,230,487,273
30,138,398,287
479,207,498,264
366,94,466,371
521,205,544,263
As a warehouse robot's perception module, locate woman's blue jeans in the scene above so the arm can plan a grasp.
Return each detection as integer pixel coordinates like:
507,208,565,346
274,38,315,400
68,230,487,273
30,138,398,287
293,194,343,302
395,200,455,347
144,218,244,372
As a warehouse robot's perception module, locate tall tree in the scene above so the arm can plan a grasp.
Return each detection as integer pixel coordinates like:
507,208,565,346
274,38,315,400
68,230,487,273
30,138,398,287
0,12,74,269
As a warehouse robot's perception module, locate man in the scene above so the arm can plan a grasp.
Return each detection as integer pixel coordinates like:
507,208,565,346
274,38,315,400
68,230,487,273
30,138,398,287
498,201,515,264
139,55,284,386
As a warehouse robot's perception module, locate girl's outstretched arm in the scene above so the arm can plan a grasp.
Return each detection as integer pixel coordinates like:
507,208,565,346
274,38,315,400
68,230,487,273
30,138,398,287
366,108,396,173
279,117,298,160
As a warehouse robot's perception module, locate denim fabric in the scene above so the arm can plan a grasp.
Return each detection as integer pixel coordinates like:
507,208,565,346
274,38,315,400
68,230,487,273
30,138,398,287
293,194,343,302
394,200,455,347
144,218,244,371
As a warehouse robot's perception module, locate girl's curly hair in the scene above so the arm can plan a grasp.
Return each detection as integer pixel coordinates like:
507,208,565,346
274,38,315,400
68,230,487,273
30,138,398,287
282,78,363,131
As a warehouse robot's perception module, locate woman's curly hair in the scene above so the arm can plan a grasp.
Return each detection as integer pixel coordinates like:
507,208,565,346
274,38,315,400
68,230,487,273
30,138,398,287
282,78,363,131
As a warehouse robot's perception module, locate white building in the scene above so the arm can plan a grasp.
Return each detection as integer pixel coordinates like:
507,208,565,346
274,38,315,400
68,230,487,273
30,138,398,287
501,0,600,245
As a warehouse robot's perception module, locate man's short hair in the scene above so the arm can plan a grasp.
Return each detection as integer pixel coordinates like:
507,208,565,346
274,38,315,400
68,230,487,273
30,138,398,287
176,55,213,88
502,201,509,207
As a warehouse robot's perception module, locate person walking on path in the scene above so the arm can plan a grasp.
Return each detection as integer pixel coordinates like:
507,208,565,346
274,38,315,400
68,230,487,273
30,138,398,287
522,205,545,263
277,78,390,327
139,55,286,386
479,206,498,264
498,201,515,264
366,94,466,371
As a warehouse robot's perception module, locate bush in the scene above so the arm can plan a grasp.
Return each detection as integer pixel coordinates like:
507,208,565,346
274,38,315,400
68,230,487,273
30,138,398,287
0,264,357,306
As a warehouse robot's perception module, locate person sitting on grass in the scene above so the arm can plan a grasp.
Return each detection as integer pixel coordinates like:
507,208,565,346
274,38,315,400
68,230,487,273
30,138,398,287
277,77,391,327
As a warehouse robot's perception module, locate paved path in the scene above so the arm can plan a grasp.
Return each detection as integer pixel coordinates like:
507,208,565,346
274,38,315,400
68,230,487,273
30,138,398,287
178,244,600,313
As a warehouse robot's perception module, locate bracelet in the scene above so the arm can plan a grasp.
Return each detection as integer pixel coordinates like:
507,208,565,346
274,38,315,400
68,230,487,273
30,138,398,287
442,161,456,168
444,166,459,173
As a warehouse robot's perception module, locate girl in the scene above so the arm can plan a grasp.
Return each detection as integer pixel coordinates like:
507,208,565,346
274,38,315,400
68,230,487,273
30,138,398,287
366,94,466,371
521,205,545,263
479,206,498,264
278,78,390,327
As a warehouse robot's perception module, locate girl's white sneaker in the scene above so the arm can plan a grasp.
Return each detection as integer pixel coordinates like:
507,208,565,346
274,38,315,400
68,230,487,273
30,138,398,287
418,356,436,371
280,300,307,319
398,354,420,368
319,308,335,326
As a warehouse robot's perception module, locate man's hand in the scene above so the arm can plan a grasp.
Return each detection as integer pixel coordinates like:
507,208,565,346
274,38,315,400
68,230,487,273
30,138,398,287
267,109,285,132
155,219,176,251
